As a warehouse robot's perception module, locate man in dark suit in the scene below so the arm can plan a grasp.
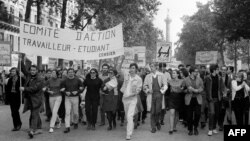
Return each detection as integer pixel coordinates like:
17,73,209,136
205,65,225,136
184,66,204,136
20,56,44,139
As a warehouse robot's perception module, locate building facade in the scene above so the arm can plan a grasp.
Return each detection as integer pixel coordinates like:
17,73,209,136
0,0,78,70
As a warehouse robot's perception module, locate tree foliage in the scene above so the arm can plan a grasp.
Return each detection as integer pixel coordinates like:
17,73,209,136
175,3,226,65
212,0,250,41
70,0,162,68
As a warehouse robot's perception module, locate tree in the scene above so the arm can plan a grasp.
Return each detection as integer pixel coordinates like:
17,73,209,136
212,0,250,41
70,0,162,70
58,0,68,68
175,2,227,65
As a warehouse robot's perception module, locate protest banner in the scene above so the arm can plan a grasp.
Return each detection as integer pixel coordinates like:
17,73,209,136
195,51,218,65
0,41,11,66
156,42,172,63
19,22,124,60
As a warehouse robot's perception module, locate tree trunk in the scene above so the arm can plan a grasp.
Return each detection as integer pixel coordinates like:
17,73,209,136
36,0,43,70
58,0,68,68
24,0,32,22
234,42,237,73
219,43,225,66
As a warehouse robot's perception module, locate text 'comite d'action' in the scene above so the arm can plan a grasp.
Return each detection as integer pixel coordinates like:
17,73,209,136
22,23,116,41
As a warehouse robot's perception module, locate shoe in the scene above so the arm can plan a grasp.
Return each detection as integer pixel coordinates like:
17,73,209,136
91,125,96,130
12,127,18,131
56,120,61,129
227,118,232,125
49,128,54,133
45,118,50,122
160,121,165,125
213,129,218,134
173,129,177,132
34,129,43,135
64,128,70,133
208,130,213,136
113,122,116,129
126,135,131,140
107,126,112,131
99,123,105,126
134,124,137,129
82,121,87,125
194,129,199,135
156,123,161,130
219,127,223,131
188,130,193,136
169,131,173,135
142,120,145,124
151,128,156,133
74,124,78,129
16,124,22,131
120,122,124,126
28,131,34,139
201,122,206,129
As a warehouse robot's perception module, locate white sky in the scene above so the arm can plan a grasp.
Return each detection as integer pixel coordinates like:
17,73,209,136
153,0,209,51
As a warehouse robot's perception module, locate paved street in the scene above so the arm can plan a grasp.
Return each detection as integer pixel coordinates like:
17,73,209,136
0,105,223,141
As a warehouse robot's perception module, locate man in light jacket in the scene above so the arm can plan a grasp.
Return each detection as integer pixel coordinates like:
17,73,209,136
143,62,168,133
121,63,142,140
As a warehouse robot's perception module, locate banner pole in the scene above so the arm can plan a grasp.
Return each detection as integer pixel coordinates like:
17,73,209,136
1,64,5,96
19,54,22,106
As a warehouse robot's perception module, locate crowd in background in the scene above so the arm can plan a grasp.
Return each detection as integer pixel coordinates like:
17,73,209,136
0,57,250,140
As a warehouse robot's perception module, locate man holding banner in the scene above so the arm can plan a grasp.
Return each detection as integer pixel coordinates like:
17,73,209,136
20,57,44,139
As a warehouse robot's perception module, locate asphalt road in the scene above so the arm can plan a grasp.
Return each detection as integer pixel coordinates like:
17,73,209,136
0,105,223,141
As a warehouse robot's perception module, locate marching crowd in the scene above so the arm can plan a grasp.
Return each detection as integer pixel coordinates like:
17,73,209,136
1,56,250,140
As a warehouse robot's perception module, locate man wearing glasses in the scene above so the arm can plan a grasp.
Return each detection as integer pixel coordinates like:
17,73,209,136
184,66,204,136
218,66,232,130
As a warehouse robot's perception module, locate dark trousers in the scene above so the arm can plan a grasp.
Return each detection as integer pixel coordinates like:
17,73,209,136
218,98,231,127
44,92,52,119
179,94,186,121
208,99,220,130
29,108,42,131
86,98,99,125
160,109,166,122
187,98,201,131
138,99,147,122
100,95,105,124
58,95,65,121
200,94,208,124
151,95,162,129
233,97,249,125
9,93,22,128
106,111,116,127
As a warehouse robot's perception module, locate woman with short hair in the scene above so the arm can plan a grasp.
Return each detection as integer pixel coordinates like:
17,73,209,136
43,70,63,133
